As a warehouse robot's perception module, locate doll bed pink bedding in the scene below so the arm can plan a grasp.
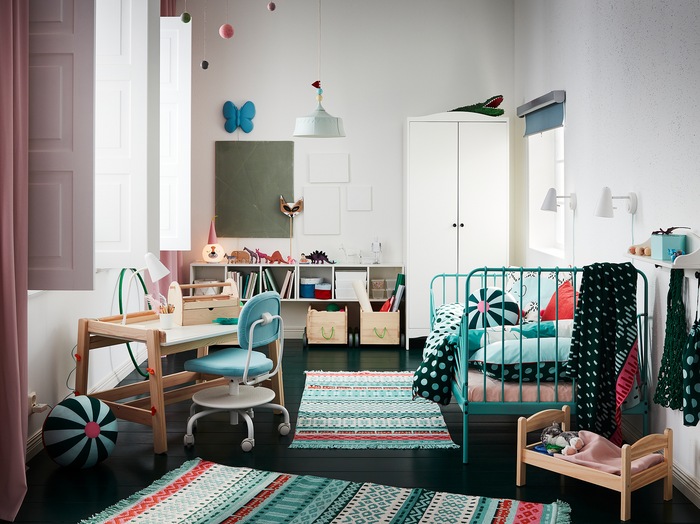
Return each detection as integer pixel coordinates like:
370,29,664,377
554,430,664,475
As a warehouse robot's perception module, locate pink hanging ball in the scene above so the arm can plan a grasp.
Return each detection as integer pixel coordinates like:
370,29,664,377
267,2,276,11
219,23,234,39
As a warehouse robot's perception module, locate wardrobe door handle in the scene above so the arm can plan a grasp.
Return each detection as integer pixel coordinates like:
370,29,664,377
452,223,457,228
460,223,464,227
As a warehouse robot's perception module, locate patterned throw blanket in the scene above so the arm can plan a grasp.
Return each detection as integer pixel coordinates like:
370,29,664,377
80,459,571,523
569,262,638,445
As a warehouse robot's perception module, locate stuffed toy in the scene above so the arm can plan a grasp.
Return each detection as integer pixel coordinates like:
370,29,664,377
541,422,584,456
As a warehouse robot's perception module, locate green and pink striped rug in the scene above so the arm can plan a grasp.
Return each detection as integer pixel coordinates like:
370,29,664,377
80,459,571,523
289,370,459,449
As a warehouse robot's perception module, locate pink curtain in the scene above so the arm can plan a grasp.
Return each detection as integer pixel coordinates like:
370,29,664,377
161,0,177,16
0,1,29,521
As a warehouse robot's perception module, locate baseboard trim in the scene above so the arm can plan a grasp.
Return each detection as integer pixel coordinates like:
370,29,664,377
673,463,700,509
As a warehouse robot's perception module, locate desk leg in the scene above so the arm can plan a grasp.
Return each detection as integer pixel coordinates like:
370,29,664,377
268,340,285,408
146,330,168,454
75,318,90,396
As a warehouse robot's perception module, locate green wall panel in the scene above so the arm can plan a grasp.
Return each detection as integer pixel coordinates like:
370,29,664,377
215,141,294,238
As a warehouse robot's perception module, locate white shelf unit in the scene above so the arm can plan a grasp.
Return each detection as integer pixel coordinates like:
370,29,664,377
626,235,700,270
190,263,404,303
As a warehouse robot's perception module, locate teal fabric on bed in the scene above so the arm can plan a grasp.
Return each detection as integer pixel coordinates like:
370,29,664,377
469,338,572,382
511,321,559,338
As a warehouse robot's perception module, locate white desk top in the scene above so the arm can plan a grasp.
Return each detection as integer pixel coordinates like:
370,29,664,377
115,319,238,347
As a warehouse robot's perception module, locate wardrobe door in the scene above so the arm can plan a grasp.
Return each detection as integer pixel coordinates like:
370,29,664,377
406,121,458,340
457,121,509,273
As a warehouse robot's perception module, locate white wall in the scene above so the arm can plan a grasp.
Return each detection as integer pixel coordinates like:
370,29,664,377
185,0,514,267
514,0,700,505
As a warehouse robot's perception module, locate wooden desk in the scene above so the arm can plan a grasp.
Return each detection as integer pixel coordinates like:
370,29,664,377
74,311,285,454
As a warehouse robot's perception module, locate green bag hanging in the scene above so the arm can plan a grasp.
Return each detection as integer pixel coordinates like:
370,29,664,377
654,269,686,409
682,278,700,426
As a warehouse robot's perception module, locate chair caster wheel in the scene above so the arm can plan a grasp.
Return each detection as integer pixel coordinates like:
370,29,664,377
184,434,195,447
241,438,254,452
278,422,291,436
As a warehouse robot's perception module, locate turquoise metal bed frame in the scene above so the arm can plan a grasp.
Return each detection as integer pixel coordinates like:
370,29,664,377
429,266,650,464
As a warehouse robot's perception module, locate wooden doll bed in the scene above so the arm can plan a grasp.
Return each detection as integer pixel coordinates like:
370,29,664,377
516,406,672,521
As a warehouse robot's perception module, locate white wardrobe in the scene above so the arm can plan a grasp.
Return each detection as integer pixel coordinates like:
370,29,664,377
404,112,510,342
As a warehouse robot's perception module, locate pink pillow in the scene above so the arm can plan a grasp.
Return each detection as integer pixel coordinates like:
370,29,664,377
541,281,577,321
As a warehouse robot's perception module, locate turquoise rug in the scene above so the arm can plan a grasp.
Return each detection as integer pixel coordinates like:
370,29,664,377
80,458,571,523
289,370,459,449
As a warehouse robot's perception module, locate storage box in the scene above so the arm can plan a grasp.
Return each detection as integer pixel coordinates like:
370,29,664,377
168,279,241,326
300,277,323,298
315,283,332,300
360,311,400,345
651,234,686,261
306,306,347,345
334,287,357,300
335,271,366,281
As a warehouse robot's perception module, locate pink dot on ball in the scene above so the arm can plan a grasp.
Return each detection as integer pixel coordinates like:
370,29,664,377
267,2,276,11
219,23,234,39
84,421,101,439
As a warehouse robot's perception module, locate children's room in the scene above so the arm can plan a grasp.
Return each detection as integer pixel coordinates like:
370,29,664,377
5,0,700,522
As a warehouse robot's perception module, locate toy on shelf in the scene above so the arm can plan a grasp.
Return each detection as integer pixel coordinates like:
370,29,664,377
628,244,652,257
302,250,334,264
227,250,251,264
256,249,286,264
202,218,225,263
243,247,259,263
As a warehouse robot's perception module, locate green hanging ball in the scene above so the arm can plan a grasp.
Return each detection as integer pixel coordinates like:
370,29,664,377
180,12,191,23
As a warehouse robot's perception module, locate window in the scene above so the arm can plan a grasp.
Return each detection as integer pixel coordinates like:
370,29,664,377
528,127,566,258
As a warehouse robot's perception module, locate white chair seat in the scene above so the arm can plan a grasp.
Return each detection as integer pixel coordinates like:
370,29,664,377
192,385,276,410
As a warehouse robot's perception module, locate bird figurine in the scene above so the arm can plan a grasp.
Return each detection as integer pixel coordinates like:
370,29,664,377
450,95,504,116
652,226,690,235
280,196,303,217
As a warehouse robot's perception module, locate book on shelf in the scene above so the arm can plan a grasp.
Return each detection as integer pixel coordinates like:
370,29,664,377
280,269,293,298
263,267,279,294
286,271,295,298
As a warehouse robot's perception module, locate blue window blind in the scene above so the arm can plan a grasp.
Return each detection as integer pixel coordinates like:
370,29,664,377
517,90,566,136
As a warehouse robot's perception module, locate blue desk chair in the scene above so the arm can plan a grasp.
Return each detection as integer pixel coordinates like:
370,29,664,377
183,291,290,451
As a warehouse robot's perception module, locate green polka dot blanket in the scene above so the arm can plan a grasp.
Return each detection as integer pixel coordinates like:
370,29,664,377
413,303,463,405
569,262,639,446
683,317,700,426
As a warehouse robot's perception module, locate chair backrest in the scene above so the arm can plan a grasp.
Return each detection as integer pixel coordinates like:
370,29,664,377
238,291,282,350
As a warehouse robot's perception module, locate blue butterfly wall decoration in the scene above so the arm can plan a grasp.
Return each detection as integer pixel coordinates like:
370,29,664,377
222,100,256,133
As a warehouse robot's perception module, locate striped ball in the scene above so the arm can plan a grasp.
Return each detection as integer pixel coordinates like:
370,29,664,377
42,396,118,468
467,287,520,329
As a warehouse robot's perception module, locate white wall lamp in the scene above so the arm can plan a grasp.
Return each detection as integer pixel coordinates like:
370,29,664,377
121,252,171,324
594,186,638,218
541,187,577,212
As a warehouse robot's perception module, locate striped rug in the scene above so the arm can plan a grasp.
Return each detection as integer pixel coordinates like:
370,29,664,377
80,458,571,523
289,370,459,449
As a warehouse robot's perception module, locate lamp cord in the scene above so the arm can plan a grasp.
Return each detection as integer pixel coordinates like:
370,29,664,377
317,0,321,82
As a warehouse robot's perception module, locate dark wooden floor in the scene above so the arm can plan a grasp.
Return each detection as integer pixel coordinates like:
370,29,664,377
10,342,700,523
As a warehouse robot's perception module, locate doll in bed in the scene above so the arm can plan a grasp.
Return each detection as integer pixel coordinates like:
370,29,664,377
541,421,584,456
